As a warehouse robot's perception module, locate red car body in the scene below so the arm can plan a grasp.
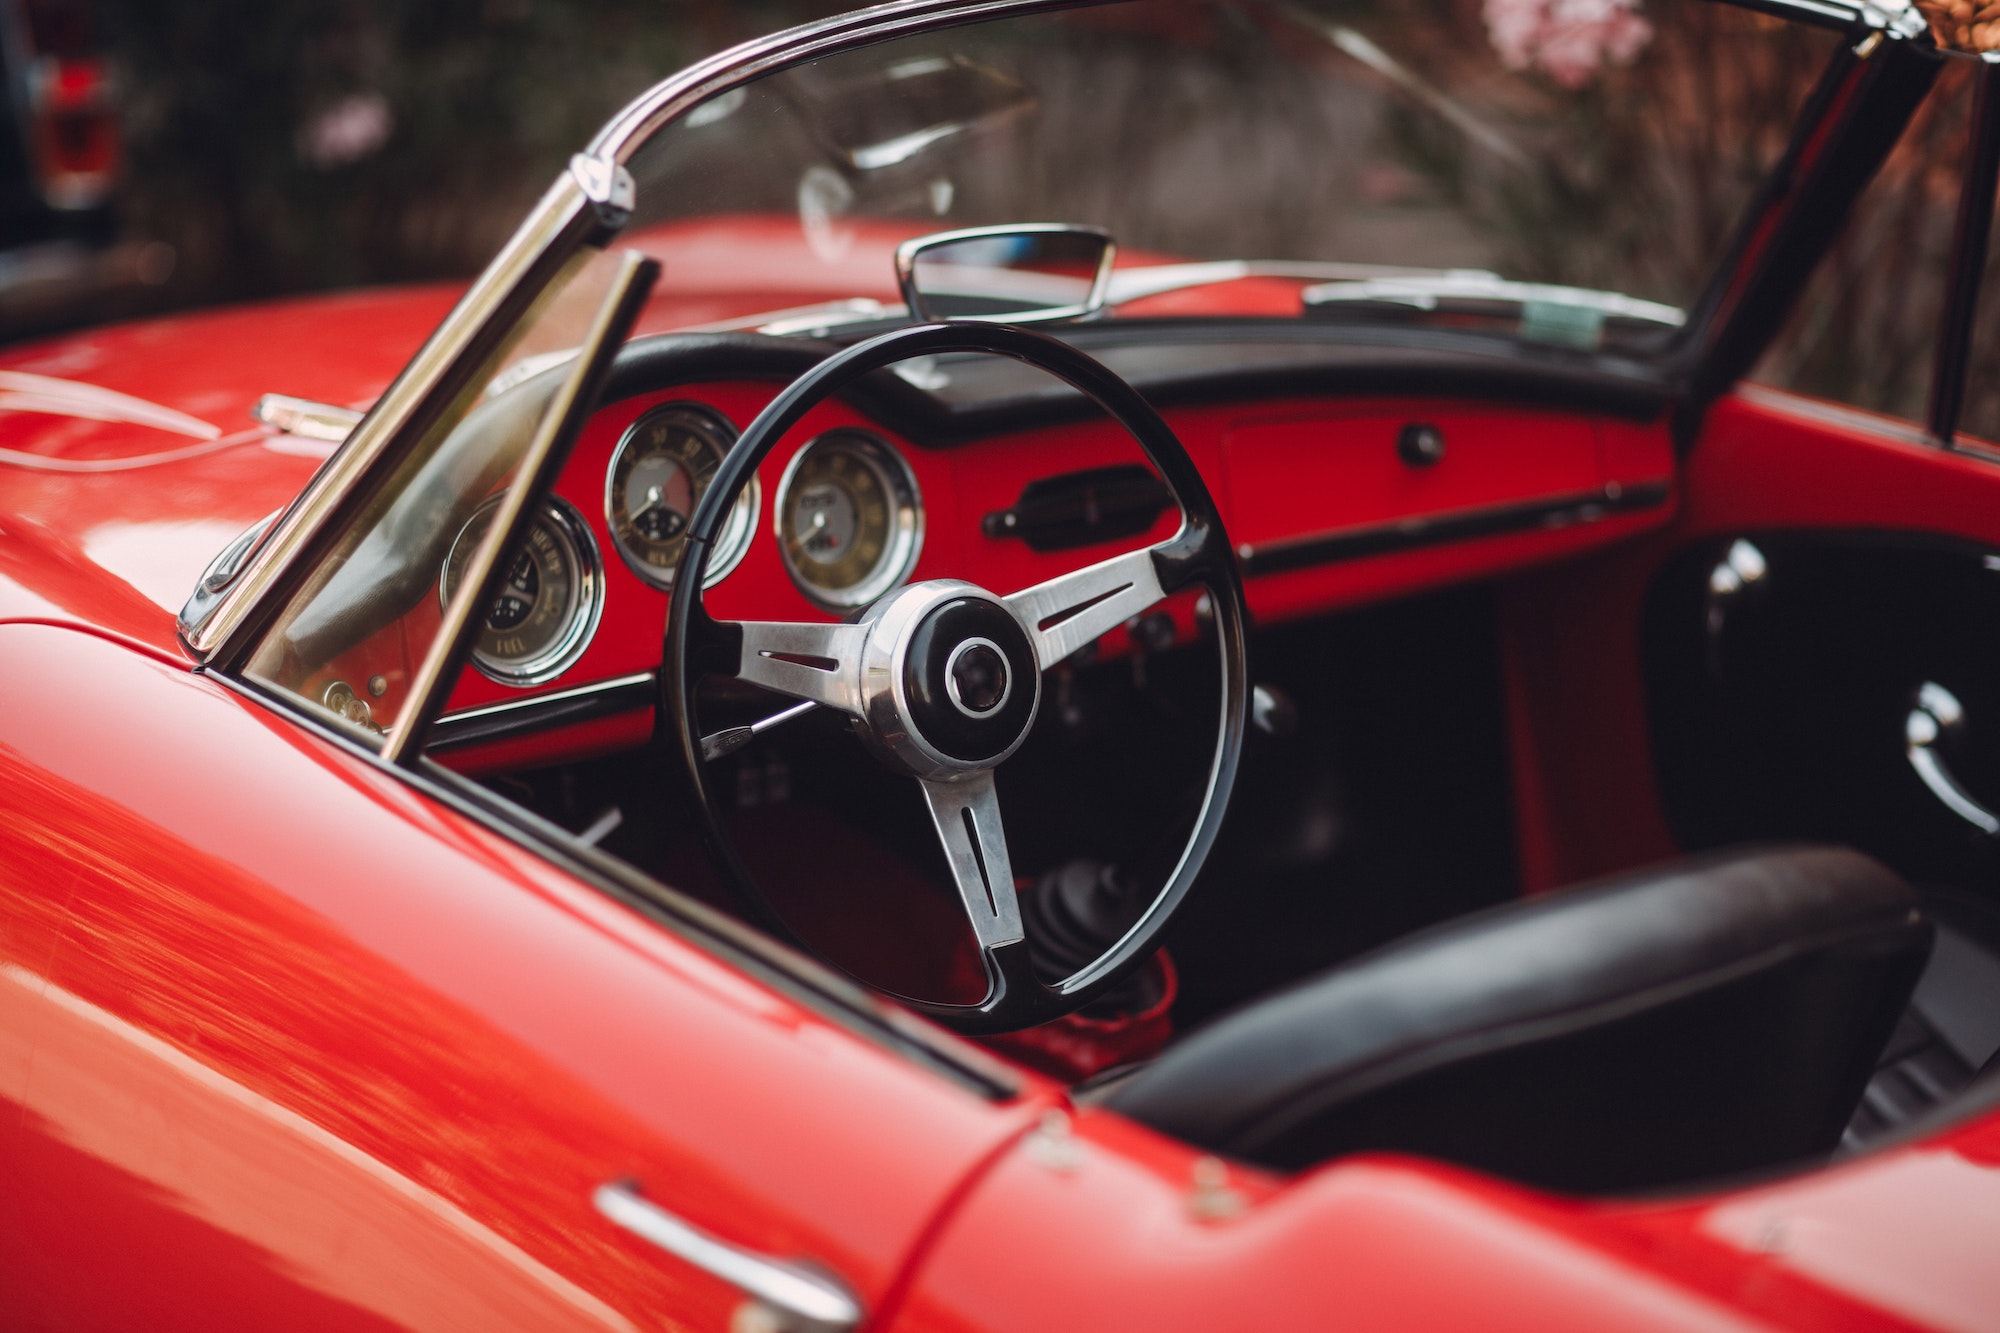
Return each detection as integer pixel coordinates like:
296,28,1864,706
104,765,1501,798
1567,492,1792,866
3,1,1999,1329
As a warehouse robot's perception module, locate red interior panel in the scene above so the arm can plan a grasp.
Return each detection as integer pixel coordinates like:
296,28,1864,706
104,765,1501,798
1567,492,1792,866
1226,406,1601,547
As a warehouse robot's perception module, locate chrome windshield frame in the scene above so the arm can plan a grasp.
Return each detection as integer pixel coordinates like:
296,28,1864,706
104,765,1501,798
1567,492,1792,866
180,0,1109,667
179,0,1937,670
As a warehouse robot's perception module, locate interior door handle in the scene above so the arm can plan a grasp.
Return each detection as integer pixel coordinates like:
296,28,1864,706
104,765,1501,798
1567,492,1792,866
1906,681,2000,835
593,1182,862,1332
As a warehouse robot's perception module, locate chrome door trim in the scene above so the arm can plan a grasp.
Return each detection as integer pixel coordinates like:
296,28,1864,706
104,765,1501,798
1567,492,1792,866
593,1182,862,1331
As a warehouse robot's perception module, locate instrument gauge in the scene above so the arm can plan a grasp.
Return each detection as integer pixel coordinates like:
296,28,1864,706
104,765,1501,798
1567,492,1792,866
441,496,604,687
776,429,924,609
606,402,758,590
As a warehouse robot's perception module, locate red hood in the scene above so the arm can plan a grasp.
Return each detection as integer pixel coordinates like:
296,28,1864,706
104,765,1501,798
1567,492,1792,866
0,285,461,657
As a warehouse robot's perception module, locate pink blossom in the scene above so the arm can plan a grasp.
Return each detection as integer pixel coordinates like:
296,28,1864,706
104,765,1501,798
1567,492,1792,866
298,92,394,171
1484,0,1653,88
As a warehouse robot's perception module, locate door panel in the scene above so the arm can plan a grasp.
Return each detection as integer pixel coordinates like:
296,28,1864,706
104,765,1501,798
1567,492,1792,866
0,623,1045,1329
1644,533,2000,892
1496,386,2000,893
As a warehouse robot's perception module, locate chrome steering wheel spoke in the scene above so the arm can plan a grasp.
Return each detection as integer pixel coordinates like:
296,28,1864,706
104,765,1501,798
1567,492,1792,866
1004,543,1168,670
919,771,1025,951
724,618,869,714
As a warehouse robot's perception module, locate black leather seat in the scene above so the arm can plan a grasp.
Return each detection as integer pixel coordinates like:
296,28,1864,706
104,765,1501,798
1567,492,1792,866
1107,846,1931,1193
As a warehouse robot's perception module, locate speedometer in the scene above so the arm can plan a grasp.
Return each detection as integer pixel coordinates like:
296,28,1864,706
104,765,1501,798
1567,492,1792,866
776,429,923,609
606,402,758,590
441,496,604,687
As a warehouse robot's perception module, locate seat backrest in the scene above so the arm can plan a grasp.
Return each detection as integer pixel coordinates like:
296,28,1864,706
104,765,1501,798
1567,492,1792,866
1107,846,1931,1193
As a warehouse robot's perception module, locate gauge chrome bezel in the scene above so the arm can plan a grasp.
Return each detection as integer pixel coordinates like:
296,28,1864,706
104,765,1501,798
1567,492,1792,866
441,494,606,688
774,428,925,610
604,400,760,592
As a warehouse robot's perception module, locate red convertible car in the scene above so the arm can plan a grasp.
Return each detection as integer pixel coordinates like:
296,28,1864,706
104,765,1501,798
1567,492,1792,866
5,0,2000,1327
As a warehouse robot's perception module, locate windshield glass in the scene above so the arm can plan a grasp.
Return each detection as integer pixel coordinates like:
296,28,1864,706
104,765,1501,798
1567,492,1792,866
618,0,1839,351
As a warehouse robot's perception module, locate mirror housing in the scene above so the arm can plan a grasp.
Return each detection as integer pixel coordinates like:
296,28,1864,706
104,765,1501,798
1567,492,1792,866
896,224,1115,324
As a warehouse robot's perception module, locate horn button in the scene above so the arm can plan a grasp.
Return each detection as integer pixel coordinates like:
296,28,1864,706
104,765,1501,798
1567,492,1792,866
900,596,1040,765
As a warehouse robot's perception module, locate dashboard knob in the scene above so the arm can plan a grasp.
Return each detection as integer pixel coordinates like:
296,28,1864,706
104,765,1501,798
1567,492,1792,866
1398,422,1446,467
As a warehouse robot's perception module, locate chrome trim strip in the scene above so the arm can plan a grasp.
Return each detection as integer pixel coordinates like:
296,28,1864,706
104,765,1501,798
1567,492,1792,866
430,671,657,752
593,1182,862,1330
439,670,657,728
1236,480,1672,578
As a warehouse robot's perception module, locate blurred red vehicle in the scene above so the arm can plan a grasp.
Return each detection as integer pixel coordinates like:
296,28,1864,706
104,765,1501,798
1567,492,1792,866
0,0,132,333
4,0,2000,1329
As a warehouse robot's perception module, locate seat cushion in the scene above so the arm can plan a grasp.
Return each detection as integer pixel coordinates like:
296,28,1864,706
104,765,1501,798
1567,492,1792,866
1108,845,1930,1192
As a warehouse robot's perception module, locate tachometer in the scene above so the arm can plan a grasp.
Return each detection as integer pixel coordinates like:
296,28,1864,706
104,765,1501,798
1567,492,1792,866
606,402,758,590
441,496,604,687
776,429,923,609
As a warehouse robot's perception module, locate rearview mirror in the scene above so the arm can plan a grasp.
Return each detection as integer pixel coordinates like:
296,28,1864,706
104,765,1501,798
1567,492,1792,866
896,225,1115,324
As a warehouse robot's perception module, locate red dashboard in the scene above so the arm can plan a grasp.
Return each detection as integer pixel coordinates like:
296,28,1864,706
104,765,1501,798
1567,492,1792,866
309,374,1678,775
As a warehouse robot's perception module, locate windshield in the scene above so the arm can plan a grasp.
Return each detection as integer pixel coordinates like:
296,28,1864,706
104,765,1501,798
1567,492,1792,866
616,0,1839,351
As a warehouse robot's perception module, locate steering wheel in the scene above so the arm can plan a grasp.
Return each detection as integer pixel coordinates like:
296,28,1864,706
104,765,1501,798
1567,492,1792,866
664,322,1248,1034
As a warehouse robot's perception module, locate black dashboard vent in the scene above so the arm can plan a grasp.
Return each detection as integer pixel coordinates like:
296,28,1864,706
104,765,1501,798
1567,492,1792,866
981,464,1172,553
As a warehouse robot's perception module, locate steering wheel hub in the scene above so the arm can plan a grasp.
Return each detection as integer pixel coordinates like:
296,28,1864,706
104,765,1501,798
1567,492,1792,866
945,639,1009,716
857,582,1042,779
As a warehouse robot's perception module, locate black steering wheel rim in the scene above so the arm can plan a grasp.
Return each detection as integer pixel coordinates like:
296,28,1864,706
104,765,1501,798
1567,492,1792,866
664,321,1249,1034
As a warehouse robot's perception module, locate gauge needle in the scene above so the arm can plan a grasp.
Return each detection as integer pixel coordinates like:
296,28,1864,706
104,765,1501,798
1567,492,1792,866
700,698,818,761
632,484,665,521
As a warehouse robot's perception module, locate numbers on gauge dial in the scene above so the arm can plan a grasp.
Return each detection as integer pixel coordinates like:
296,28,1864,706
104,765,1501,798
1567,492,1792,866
607,403,751,590
486,545,542,633
440,497,602,687
776,430,920,609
